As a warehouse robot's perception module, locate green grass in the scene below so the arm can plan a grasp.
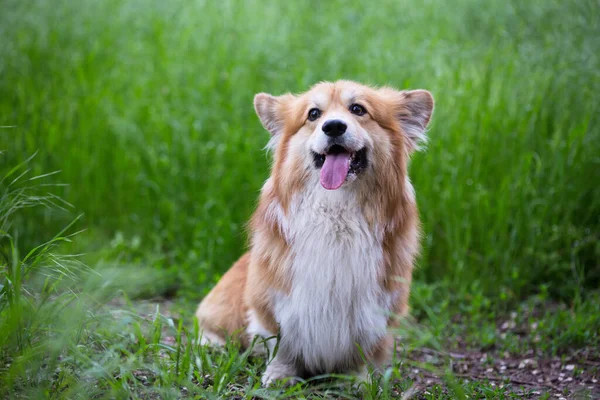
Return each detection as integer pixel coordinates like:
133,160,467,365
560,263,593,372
1,0,599,398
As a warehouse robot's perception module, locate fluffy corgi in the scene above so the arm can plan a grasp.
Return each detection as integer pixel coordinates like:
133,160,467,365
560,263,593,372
195,80,434,385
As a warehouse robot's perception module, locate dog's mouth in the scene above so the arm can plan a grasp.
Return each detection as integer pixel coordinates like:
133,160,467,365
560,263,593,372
312,145,368,190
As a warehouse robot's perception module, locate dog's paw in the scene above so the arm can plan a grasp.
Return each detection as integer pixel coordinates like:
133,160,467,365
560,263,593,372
261,361,299,387
352,365,370,384
198,330,226,347
348,365,372,392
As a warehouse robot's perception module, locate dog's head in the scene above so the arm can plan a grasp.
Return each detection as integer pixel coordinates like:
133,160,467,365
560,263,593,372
254,80,433,194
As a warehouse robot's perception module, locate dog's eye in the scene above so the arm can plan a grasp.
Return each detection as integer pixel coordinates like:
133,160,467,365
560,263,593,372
349,104,366,116
308,108,322,121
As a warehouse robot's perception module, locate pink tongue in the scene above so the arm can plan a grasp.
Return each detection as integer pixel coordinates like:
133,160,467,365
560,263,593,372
320,152,351,190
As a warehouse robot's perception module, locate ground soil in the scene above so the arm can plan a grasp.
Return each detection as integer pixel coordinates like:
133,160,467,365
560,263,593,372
402,347,599,399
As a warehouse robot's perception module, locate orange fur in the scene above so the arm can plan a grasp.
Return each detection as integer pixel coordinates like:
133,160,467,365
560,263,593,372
195,253,249,345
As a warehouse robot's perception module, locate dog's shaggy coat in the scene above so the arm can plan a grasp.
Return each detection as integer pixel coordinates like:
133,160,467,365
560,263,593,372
196,80,434,385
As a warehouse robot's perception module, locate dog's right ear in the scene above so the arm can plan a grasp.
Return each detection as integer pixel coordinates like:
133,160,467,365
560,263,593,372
254,93,292,137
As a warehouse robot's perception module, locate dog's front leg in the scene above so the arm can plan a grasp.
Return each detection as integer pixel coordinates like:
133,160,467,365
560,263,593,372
261,354,300,386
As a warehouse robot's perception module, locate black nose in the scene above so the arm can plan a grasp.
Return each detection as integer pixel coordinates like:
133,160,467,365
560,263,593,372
322,119,347,137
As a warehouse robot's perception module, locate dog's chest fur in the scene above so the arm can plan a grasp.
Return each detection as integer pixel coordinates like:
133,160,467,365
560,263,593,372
270,183,394,373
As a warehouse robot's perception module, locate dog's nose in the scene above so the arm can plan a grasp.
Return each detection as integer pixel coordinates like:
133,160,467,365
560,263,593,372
322,119,347,137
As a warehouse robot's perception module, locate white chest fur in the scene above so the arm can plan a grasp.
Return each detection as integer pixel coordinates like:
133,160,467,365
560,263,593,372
270,182,394,373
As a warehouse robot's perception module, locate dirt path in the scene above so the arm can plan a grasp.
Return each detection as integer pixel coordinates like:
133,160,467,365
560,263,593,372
403,347,599,399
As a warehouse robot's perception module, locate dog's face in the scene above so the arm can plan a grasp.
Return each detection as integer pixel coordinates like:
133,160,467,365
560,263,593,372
254,80,433,192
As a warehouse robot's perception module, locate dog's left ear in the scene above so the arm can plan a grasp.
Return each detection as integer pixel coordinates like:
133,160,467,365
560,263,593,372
396,90,434,152
254,93,293,137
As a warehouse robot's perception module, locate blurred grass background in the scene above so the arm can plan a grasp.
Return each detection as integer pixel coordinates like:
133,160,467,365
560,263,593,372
1,0,599,306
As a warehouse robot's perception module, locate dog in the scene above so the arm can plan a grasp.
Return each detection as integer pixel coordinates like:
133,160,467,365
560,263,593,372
195,80,434,385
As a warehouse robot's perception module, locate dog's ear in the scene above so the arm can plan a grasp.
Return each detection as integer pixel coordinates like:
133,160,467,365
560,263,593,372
254,93,293,137
396,89,434,152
